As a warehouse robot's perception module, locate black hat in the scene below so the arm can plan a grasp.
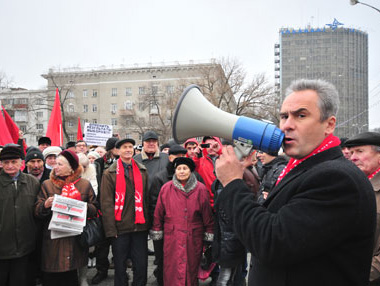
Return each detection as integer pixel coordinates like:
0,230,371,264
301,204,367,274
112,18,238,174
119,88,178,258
345,132,380,148
38,137,51,146
0,145,24,161
169,145,187,155
25,149,44,164
59,150,79,171
339,137,348,148
106,137,118,151
160,143,171,152
173,157,195,172
116,138,136,149
143,131,158,142
66,141,76,149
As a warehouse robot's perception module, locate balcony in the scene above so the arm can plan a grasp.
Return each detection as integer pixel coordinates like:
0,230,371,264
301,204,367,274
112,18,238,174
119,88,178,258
119,109,135,116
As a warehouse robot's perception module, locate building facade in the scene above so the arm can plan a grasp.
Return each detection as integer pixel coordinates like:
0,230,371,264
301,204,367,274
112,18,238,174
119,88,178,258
0,88,49,146
42,61,234,145
276,24,368,137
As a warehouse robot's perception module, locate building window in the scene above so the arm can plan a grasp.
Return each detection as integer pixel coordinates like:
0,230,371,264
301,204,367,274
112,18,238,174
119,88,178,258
111,104,117,114
125,101,133,110
69,134,75,141
139,87,145,95
36,98,44,105
68,91,75,98
126,116,133,125
20,125,27,133
125,87,132,96
36,124,44,130
83,105,88,113
92,119,97,124
166,85,174,94
111,118,117,126
138,102,145,111
68,120,74,127
36,112,43,118
138,134,142,141
111,88,117,97
92,90,98,97
126,133,132,139
15,111,27,121
152,85,158,95
83,89,88,97
84,119,89,123
92,104,97,112
68,104,75,113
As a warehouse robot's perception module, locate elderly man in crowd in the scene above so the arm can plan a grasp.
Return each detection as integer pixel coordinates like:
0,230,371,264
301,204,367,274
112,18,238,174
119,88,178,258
0,145,40,286
215,79,376,286
345,132,380,285
24,148,51,183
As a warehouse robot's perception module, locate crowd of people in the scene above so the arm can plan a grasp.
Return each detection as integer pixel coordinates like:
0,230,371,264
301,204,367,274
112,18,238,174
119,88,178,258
0,78,380,286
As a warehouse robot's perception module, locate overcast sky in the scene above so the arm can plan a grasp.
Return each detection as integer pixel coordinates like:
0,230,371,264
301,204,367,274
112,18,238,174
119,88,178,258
1,0,379,128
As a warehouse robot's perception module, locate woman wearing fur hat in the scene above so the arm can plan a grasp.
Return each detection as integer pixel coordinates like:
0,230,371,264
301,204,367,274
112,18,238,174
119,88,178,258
35,150,97,286
150,157,214,286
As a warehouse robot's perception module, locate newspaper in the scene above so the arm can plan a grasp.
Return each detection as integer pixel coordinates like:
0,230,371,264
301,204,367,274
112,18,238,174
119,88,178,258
49,195,88,239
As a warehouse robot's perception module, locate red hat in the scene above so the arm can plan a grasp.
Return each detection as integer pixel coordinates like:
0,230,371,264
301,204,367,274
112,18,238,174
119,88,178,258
59,150,79,171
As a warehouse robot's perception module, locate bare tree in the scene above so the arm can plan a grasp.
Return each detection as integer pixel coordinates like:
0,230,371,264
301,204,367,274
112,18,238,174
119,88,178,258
0,71,14,90
42,72,75,142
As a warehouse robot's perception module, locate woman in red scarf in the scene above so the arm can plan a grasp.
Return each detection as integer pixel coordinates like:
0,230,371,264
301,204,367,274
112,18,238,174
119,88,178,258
100,138,150,286
35,150,97,286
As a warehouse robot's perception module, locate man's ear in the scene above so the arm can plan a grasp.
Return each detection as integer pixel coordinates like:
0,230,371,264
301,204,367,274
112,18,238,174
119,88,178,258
325,116,336,136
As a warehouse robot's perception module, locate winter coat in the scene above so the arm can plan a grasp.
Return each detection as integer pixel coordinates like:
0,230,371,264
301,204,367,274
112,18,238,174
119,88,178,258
149,162,204,221
133,149,169,188
257,156,288,204
101,160,149,237
193,136,223,208
217,146,376,286
0,170,40,259
370,171,380,282
151,175,214,286
35,166,97,272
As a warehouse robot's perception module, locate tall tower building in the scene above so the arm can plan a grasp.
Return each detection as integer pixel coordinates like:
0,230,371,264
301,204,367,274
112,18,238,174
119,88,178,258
275,21,368,137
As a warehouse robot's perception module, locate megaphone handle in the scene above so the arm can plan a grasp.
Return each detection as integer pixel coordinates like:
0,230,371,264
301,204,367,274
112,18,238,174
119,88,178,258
233,141,254,161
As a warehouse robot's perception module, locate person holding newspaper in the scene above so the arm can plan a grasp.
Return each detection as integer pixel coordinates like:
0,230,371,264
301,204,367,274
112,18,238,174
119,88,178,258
35,150,97,286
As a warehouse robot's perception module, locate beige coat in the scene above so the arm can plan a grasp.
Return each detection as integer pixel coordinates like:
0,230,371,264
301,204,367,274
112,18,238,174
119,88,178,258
370,171,380,281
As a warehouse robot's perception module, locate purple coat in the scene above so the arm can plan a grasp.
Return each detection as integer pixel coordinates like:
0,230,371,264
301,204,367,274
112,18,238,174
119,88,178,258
152,177,213,286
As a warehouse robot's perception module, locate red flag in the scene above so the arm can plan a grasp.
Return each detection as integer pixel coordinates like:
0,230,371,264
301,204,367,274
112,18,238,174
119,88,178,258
1,106,28,153
77,117,83,140
1,106,19,143
46,88,63,146
0,109,14,146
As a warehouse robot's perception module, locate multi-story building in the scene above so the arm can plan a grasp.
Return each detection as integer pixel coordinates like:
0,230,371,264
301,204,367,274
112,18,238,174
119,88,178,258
0,88,49,146
275,23,368,137
42,61,235,145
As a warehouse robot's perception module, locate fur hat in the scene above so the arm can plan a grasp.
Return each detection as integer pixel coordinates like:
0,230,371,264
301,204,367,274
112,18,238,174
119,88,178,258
173,157,195,172
0,145,24,161
38,137,51,146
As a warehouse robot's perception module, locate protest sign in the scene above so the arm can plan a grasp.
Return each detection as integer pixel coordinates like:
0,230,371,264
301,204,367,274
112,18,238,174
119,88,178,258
84,123,113,146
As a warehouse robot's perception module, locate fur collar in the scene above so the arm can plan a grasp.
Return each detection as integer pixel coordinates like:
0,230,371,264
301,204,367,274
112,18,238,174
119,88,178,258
173,173,197,193
50,165,83,189
141,149,160,160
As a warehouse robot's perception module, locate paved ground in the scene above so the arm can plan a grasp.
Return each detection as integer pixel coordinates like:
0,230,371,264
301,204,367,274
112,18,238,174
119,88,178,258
85,240,213,285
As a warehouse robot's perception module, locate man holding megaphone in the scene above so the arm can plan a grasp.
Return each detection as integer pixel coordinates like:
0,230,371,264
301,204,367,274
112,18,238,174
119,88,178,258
214,79,376,286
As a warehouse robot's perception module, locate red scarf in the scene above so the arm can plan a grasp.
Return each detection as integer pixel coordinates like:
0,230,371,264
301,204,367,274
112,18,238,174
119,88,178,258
368,167,380,180
115,158,145,223
276,134,341,185
61,179,82,201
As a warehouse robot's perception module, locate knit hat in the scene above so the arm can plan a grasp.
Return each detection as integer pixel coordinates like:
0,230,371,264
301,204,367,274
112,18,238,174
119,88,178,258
173,157,195,172
43,146,62,160
25,149,44,164
345,132,380,148
0,145,24,161
142,131,158,142
38,136,51,146
106,137,118,151
169,145,187,155
59,150,79,171
87,151,101,160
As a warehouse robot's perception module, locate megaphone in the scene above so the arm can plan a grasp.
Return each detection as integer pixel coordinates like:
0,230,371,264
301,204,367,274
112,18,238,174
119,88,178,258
172,85,284,156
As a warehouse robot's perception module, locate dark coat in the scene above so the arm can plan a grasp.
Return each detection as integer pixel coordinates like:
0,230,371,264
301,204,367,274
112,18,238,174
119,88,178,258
0,170,40,259
370,171,380,282
101,160,149,237
24,167,51,184
35,167,97,272
218,147,376,286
